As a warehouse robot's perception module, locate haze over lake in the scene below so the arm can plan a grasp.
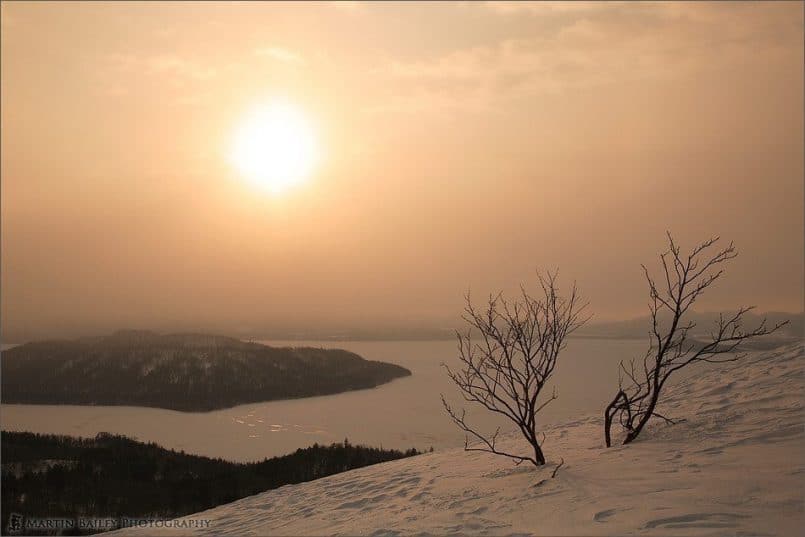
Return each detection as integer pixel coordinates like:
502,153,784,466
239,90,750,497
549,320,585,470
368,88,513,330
1,338,647,462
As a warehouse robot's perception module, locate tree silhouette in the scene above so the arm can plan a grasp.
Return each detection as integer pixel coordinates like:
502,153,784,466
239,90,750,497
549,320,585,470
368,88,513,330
603,233,788,447
442,272,587,467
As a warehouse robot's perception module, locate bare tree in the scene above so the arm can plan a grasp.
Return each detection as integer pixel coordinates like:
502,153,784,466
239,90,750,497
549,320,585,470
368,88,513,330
441,272,588,467
603,234,788,447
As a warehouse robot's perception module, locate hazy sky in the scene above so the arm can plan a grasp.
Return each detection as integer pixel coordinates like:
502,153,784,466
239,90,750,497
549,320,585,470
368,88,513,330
2,2,803,339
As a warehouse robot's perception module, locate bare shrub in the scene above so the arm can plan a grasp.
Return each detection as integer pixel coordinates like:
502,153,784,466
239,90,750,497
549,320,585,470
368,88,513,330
441,272,588,467
603,234,788,447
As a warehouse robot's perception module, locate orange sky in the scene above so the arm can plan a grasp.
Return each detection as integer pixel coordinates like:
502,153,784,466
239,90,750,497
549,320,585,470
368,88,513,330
2,2,803,339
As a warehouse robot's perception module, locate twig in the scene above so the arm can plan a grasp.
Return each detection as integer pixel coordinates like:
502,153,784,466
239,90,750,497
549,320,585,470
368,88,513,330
551,458,564,478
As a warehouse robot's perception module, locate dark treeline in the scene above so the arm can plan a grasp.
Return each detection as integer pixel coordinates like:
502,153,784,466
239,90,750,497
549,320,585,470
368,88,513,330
1,431,423,535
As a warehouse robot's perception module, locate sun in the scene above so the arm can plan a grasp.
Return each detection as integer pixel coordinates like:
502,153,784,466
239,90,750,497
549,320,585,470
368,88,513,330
230,101,319,193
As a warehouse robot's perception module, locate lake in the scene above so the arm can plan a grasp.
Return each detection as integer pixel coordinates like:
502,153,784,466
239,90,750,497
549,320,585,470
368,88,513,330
1,338,647,462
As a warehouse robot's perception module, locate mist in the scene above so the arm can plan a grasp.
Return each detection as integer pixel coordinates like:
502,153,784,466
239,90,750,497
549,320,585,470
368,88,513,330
2,2,802,341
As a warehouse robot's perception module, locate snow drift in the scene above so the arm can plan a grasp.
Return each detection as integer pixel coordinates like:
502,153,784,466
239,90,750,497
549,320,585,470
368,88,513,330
114,342,803,536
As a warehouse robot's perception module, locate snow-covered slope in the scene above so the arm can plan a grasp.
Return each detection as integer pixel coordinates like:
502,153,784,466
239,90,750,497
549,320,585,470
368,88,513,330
115,343,803,536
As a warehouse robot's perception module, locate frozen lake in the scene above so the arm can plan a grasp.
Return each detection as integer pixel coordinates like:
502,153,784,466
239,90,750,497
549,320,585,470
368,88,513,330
1,338,647,462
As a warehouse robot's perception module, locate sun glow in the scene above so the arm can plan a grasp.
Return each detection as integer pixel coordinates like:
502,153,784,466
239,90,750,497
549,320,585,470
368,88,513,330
230,101,319,193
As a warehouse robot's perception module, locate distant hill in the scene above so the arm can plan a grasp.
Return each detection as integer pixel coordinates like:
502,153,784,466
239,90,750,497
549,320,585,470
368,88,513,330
0,331,411,411
577,310,802,342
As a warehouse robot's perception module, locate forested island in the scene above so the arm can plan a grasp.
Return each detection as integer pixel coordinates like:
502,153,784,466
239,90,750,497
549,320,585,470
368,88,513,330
1,431,422,535
0,331,411,411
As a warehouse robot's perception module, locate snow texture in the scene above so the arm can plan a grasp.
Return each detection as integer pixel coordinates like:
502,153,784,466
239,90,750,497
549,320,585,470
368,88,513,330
114,342,803,536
